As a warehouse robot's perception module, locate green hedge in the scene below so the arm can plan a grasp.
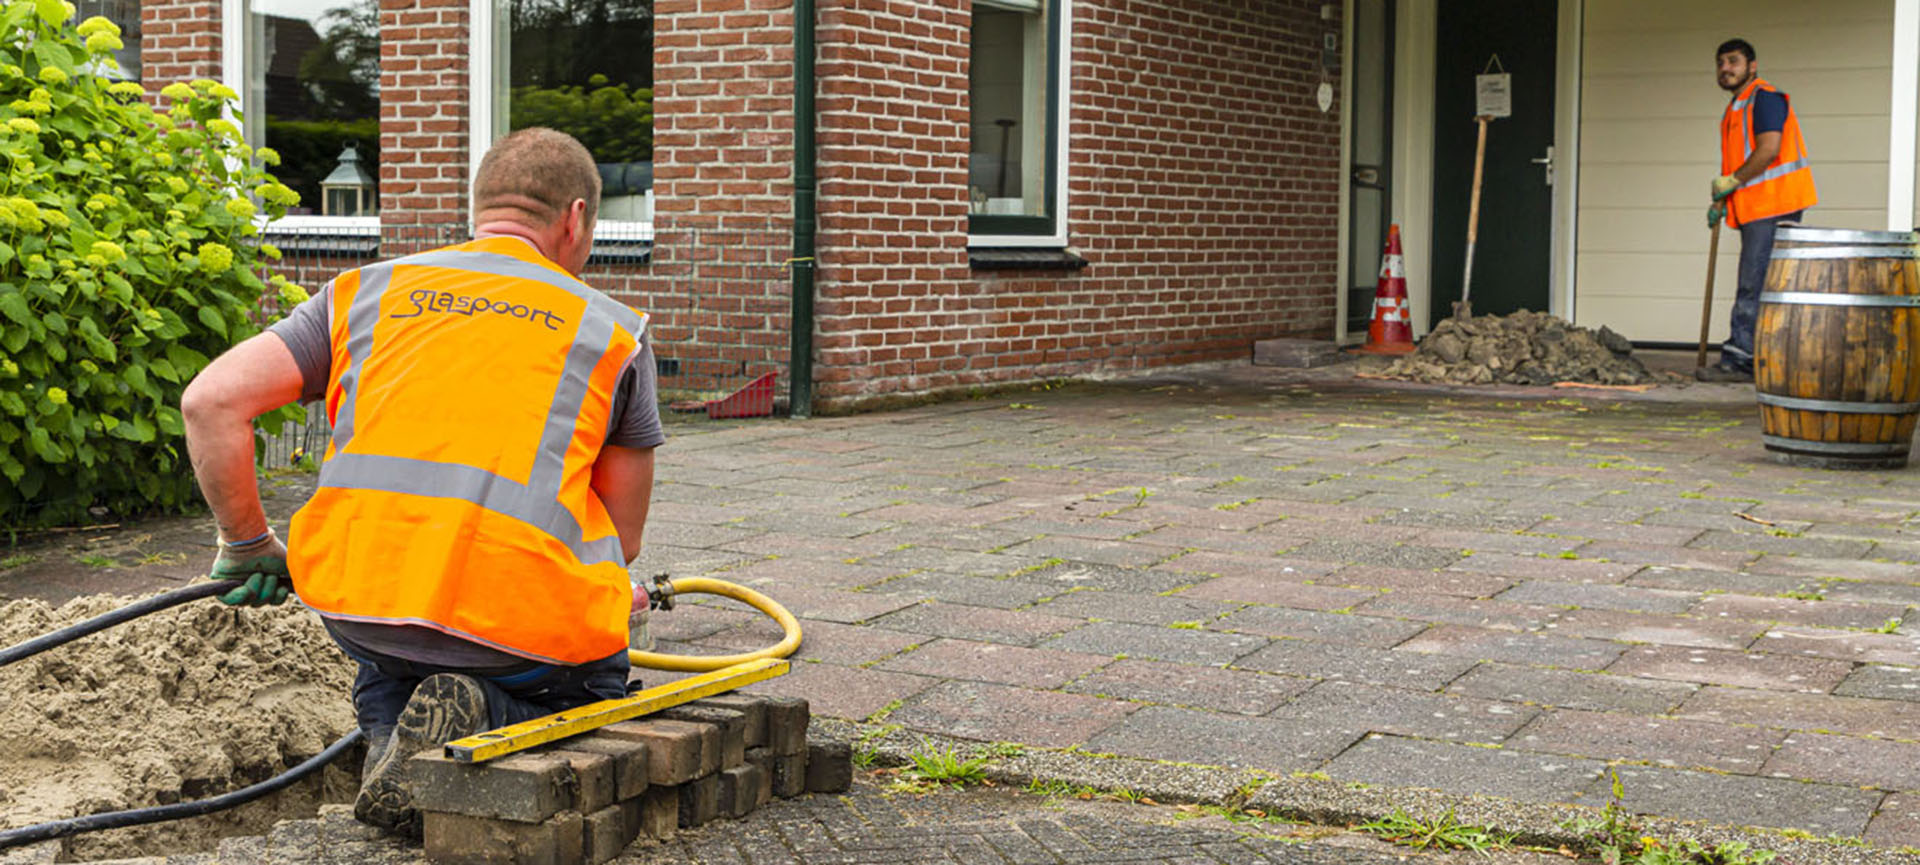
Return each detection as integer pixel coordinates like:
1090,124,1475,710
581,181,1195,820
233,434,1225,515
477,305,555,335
0,0,302,530
511,76,653,165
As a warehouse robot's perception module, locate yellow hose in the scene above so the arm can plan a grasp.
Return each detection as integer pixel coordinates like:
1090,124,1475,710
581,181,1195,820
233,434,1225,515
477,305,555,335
628,577,803,672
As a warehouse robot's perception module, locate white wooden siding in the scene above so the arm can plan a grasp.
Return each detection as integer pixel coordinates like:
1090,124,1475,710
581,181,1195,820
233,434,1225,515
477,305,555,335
1575,0,1899,343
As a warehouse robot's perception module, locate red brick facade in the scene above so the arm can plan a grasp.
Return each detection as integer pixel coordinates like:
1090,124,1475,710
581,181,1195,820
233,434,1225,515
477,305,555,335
138,0,1342,411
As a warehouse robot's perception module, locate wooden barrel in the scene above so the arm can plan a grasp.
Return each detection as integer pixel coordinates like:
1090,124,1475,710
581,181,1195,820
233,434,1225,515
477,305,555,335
1755,226,1920,470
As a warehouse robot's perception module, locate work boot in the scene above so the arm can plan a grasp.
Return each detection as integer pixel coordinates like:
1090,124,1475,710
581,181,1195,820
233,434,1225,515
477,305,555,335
354,673,491,836
1694,362,1753,383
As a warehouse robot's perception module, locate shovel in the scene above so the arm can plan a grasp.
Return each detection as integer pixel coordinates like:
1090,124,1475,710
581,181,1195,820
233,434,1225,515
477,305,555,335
1696,218,1723,369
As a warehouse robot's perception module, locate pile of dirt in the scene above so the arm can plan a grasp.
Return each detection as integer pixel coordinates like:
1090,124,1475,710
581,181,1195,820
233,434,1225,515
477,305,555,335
0,593,358,858
1380,310,1656,386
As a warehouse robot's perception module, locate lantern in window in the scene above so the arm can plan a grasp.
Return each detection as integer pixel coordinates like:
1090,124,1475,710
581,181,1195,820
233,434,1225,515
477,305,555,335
321,146,375,216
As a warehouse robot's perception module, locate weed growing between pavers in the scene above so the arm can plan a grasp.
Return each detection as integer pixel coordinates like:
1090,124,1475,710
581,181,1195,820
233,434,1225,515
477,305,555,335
1359,807,1518,855
1564,772,1779,865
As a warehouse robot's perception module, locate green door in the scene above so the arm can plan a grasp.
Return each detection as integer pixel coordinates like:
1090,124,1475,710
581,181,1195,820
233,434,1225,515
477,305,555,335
1428,0,1557,328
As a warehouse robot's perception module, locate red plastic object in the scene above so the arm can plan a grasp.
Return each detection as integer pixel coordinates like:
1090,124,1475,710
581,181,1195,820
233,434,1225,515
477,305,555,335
707,372,777,419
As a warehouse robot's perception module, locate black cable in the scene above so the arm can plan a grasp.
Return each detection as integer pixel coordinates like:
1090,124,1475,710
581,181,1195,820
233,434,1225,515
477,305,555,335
0,580,240,668
0,729,364,850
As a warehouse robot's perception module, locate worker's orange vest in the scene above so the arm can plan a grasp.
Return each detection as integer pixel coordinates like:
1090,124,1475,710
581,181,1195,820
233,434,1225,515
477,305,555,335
289,236,648,665
1719,77,1817,228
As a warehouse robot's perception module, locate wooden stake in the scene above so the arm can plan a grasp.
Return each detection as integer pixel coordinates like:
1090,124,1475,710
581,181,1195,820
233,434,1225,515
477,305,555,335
1457,116,1490,320
1696,220,1723,369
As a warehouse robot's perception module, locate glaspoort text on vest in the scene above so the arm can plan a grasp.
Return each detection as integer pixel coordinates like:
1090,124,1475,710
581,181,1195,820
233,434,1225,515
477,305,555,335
389,288,568,331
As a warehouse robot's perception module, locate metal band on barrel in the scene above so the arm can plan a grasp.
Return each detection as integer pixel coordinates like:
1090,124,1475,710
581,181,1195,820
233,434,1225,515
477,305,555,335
1775,227,1920,245
1771,246,1918,260
1761,435,1910,456
1759,291,1920,307
1756,393,1920,414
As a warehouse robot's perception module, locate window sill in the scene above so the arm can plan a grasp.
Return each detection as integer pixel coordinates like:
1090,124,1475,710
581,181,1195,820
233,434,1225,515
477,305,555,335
968,247,1088,271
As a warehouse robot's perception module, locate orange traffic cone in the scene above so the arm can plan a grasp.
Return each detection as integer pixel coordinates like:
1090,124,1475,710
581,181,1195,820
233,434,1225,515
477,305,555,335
1354,224,1415,354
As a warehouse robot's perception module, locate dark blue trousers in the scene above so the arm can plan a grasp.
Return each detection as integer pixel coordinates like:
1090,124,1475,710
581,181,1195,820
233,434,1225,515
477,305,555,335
1721,210,1803,371
328,633,634,742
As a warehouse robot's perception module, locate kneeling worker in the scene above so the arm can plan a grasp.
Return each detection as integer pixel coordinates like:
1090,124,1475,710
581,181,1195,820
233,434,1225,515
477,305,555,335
181,127,663,835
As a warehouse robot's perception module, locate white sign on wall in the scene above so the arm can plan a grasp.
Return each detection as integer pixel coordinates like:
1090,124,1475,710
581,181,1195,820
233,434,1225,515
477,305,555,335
1475,73,1512,118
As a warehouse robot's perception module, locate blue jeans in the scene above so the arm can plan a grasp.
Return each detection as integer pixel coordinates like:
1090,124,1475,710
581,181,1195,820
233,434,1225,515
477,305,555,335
329,633,635,742
1721,210,1803,370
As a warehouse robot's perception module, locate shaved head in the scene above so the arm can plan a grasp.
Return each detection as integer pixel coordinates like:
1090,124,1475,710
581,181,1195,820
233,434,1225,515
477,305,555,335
473,127,601,230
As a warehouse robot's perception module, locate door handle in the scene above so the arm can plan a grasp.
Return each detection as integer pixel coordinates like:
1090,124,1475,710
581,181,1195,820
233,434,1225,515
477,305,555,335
1352,165,1382,188
1530,145,1555,187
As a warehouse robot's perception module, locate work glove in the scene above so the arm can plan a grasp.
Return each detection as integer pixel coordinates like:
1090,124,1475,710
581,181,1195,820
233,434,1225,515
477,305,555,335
1707,204,1725,229
1711,174,1739,200
208,531,292,606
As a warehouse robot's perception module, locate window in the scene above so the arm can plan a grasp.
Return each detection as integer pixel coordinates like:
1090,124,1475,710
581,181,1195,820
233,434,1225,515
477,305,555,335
968,0,1067,242
76,0,141,81
474,0,655,237
235,0,381,220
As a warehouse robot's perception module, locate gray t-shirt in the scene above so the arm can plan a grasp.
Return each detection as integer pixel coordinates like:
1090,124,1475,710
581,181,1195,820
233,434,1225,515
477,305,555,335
269,281,662,670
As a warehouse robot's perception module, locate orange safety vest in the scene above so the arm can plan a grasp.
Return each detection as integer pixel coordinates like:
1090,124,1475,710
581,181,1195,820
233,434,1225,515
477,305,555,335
1719,77,1817,228
289,235,649,665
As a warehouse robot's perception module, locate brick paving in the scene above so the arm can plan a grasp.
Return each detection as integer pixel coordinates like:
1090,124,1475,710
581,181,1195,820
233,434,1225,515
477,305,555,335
628,366,1920,848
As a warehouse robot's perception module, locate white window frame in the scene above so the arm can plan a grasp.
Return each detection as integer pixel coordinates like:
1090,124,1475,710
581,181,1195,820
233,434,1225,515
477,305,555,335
221,0,381,234
469,0,655,243
967,0,1071,249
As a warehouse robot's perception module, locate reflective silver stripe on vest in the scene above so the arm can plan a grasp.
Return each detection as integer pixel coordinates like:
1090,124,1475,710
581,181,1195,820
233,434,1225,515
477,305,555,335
329,264,391,453
320,244,644,566
1762,435,1910,456
1772,246,1919,260
1760,291,1920,308
1757,393,1920,414
1739,156,1811,189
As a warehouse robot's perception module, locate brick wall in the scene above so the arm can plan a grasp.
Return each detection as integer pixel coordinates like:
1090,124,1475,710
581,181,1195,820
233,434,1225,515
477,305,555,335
377,0,470,232
139,0,220,98
809,0,1343,409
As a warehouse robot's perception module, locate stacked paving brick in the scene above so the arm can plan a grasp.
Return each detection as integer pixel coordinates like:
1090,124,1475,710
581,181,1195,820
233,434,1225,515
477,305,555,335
410,694,853,864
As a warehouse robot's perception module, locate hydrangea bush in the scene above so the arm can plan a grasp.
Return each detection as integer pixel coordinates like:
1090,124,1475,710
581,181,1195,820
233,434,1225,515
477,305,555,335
0,0,308,528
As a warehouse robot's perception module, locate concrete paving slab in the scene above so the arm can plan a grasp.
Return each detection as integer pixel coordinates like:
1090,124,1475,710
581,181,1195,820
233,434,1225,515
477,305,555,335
1353,593,1557,631
1324,566,1516,597
1214,605,1428,647
1544,608,1762,650
869,601,1086,647
1494,580,1698,614
858,571,1061,609
1590,766,1881,837
1039,620,1270,666
887,681,1136,748
1447,552,1643,584
1061,658,1315,715
1606,644,1853,693
1321,734,1606,804
1024,587,1241,626
1276,681,1536,744
1444,663,1697,715
1690,593,1909,631
1750,625,1920,666
1763,731,1920,790
1084,705,1359,771
1833,663,1920,703
1675,686,1920,739
1011,561,1204,594
1172,576,1379,610
739,661,937,722
1509,708,1783,773
875,639,1112,689
1396,624,1626,670
1233,639,1475,691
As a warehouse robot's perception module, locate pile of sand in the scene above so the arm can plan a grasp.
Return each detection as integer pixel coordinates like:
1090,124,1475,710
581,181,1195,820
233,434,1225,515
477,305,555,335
1380,310,1656,386
0,592,357,856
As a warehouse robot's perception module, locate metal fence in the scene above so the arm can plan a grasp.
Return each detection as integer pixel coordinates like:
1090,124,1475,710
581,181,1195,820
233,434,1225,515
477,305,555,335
251,220,795,469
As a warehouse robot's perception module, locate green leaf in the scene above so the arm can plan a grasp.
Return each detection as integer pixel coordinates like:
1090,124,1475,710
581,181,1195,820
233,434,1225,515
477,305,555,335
0,241,14,269
0,292,30,327
29,425,65,463
33,0,66,25
40,313,68,336
156,406,184,436
149,357,180,383
196,305,228,338
165,345,211,376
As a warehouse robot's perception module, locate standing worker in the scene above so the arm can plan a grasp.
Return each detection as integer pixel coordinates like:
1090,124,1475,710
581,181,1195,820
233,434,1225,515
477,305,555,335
1698,37,1818,382
180,127,664,836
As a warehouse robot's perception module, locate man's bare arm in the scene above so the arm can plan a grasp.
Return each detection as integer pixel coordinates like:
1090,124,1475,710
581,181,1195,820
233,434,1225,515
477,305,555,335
1732,130,1783,185
181,333,306,542
591,444,656,564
